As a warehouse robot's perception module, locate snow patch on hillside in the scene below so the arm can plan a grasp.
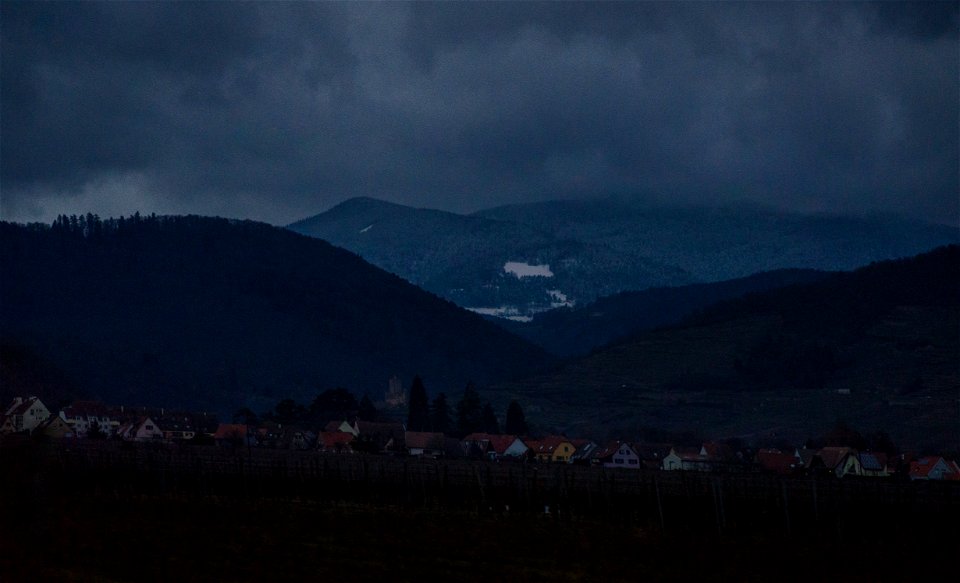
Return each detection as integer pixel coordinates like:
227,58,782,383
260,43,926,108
547,289,574,308
359,224,374,233
504,261,553,278
467,306,533,322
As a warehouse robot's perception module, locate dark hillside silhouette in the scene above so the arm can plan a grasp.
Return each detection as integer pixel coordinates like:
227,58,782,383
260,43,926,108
0,215,551,414
491,246,960,449
497,268,831,356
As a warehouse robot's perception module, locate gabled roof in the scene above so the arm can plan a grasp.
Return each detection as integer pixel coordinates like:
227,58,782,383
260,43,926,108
35,415,71,433
592,441,623,461
119,416,157,435
462,433,524,455
523,439,541,453
324,420,347,433
489,434,524,455
700,442,735,461
908,456,958,479
570,441,599,460
948,461,960,480
817,447,857,469
796,448,818,468
532,435,573,455
4,396,44,417
569,438,593,450
859,452,888,472
138,417,163,433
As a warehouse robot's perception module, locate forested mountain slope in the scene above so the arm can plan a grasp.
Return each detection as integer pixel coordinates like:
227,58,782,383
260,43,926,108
0,215,551,413
289,197,693,317
490,246,960,450
476,198,959,282
497,268,831,357
291,197,957,320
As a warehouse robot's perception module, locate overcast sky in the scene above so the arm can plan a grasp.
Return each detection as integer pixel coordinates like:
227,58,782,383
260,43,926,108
2,1,957,225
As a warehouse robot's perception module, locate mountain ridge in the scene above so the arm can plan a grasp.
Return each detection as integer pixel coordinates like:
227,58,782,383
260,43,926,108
290,196,958,318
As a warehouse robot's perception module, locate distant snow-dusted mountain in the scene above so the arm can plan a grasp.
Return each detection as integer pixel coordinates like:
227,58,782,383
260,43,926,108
289,197,959,319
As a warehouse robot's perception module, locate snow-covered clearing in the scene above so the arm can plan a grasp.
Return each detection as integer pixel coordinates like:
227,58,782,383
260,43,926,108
467,306,534,322
504,261,553,278
546,289,575,308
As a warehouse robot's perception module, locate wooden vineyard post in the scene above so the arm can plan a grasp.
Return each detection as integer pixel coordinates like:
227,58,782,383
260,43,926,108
781,480,792,537
654,474,666,533
812,478,819,526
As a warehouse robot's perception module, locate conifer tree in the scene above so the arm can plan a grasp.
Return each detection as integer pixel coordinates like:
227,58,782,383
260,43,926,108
407,375,430,431
481,403,500,434
272,398,305,424
358,394,379,421
504,400,528,435
456,382,483,437
430,392,451,434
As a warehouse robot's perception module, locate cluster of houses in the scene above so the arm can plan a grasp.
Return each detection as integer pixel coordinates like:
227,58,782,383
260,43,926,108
1,396,218,444
4,395,959,481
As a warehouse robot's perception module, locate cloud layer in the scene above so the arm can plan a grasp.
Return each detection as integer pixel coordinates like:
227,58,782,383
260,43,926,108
2,2,957,224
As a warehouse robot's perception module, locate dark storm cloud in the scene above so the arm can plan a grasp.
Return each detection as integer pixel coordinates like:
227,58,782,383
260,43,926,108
2,1,956,224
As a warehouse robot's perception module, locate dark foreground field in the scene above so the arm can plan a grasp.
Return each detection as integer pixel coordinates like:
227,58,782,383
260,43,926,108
3,441,958,582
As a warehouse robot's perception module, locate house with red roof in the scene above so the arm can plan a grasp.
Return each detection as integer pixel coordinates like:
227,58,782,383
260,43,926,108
325,419,357,435
491,434,529,459
756,449,801,475
1,396,50,435
318,419,403,453
318,431,355,453
462,433,528,460
405,431,446,457
909,457,960,480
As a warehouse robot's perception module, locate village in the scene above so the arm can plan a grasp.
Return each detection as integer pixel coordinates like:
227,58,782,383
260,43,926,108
4,391,958,482
4,387,960,582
